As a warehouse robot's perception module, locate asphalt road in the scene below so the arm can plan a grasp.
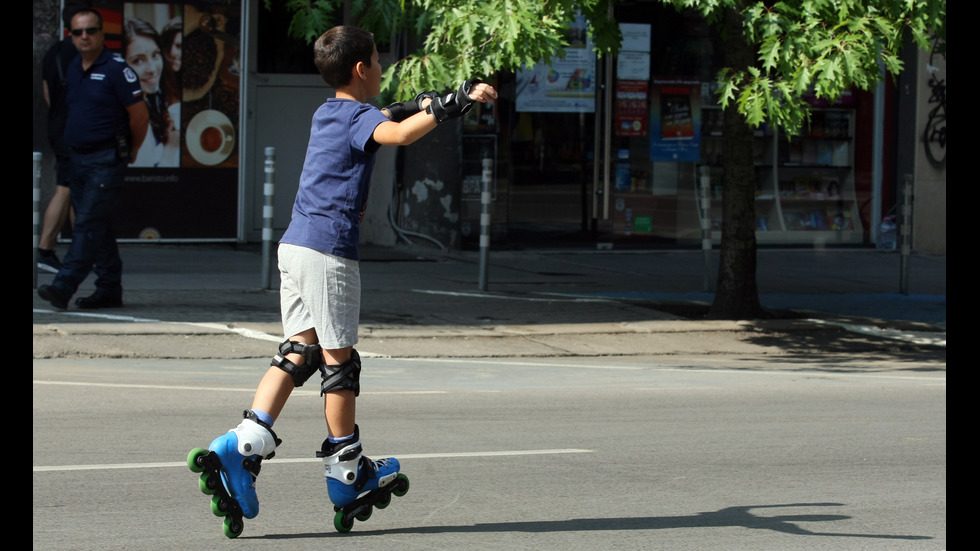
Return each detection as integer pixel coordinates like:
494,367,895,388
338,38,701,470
33,354,946,550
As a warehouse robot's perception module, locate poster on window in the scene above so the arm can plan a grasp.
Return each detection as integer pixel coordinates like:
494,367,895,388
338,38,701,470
515,15,595,113
615,80,648,137
619,23,651,53
87,1,241,239
649,78,701,162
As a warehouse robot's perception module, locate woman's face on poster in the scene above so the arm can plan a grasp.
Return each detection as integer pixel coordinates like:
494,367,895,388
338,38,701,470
127,34,164,94
167,32,182,72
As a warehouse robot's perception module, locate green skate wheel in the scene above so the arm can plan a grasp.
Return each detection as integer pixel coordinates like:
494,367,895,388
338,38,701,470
211,495,229,517
223,516,244,538
393,474,410,497
355,506,373,522
334,509,353,533
199,472,218,495
187,448,207,472
374,491,391,509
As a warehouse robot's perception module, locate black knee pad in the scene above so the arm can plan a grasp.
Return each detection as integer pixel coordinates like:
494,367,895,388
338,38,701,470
271,339,323,387
320,349,361,397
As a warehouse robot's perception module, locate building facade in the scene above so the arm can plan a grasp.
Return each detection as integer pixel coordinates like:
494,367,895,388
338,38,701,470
32,1,945,253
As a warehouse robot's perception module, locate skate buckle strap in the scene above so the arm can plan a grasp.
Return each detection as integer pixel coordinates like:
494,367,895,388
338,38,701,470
339,445,362,462
353,456,377,492
243,456,263,477
316,442,361,461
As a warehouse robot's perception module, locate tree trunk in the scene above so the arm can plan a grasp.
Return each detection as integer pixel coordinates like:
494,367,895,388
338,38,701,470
708,6,766,319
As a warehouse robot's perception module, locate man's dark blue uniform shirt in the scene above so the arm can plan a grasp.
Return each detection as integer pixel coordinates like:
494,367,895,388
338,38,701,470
64,48,143,149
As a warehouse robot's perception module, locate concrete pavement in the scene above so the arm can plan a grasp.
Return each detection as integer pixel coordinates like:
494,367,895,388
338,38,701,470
32,243,946,362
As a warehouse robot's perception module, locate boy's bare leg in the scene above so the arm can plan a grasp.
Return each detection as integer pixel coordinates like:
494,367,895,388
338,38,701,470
323,345,356,437
191,328,316,524
319,343,406,516
251,328,318,419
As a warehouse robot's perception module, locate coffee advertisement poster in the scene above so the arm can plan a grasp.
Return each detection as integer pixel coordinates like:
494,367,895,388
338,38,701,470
87,1,241,239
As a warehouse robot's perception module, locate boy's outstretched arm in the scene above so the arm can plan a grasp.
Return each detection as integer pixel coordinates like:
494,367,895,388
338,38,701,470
380,91,438,122
373,80,497,146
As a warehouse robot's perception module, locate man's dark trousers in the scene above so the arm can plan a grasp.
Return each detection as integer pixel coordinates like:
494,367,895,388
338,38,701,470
50,148,124,298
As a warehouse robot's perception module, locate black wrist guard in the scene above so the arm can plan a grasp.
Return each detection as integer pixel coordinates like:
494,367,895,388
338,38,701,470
383,101,417,122
427,78,479,123
384,90,440,122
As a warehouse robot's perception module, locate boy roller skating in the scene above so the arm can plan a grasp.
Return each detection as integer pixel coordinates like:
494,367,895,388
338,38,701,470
187,25,497,538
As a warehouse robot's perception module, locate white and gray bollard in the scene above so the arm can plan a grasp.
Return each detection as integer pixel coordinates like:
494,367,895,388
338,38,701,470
899,174,913,295
262,147,276,290
699,165,714,292
478,157,493,291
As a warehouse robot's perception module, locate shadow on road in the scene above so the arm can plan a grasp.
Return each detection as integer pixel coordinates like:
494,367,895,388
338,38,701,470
254,502,931,541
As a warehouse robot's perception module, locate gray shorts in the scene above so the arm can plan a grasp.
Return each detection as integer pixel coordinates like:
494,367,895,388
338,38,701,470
278,243,360,349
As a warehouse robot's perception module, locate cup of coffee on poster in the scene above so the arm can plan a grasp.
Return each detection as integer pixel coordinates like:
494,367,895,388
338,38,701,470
187,109,235,166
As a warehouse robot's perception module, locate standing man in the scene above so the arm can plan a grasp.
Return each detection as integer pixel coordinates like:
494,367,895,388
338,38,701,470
37,0,91,273
38,8,149,310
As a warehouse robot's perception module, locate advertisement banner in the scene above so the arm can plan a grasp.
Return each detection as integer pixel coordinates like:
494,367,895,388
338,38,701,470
88,1,241,239
649,78,701,162
615,80,648,137
515,15,595,113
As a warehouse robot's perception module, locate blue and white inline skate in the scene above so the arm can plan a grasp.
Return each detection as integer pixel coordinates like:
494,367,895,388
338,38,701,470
318,425,410,533
187,410,281,538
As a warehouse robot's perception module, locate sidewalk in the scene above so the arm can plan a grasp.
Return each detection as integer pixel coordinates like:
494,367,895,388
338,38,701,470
32,242,946,361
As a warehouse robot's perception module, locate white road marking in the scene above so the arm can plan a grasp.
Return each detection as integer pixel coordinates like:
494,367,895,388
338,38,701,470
416,357,644,370
33,308,159,322
33,449,594,472
32,379,444,396
183,322,283,342
33,309,287,342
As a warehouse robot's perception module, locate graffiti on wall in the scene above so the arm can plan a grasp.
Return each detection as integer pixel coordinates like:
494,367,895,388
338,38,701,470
923,36,946,168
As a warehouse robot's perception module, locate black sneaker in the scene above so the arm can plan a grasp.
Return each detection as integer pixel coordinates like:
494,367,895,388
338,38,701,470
37,249,62,274
38,284,70,309
75,291,123,309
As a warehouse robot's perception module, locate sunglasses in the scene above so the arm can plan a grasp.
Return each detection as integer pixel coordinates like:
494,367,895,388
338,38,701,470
70,27,101,37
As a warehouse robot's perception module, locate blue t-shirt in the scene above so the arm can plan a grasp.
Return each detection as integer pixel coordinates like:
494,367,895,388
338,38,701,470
280,99,390,260
64,48,143,148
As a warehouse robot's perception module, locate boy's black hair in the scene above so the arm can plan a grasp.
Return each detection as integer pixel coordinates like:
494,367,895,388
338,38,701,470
314,26,376,88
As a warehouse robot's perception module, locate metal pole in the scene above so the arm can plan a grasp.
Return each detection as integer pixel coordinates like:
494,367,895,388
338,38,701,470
871,72,885,245
262,147,275,290
601,54,613,220
699,165,714,292
478,156,493,291
600,2,613,222
899,174,913,295
592,81,602,237
33,151,42,289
